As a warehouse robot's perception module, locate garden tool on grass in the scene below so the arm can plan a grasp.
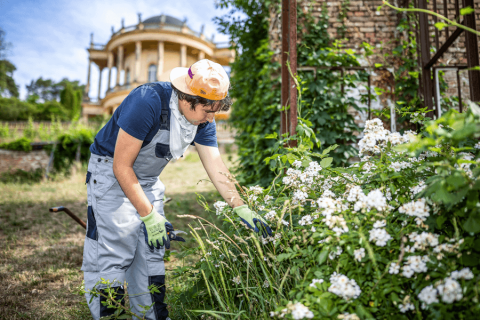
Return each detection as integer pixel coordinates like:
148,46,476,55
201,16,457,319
49,206,87,229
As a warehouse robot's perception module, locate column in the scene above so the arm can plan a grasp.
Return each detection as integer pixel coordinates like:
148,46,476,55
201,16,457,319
98,67,104,100
180,44,187,68
84,58,91,99
116,45,124,86
135,41,142,82
107,51,113,91
198,51,205,61
157,41,164,81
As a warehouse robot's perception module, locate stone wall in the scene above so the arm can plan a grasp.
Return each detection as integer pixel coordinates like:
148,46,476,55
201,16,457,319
269,0,480,110
0,149,50,173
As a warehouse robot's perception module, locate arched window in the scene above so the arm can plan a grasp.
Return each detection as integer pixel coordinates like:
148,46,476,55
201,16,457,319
148,64,157,82
125,69,131,85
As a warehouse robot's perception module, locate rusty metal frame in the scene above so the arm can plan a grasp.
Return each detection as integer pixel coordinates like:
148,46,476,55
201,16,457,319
281,0,297,146
417,0,480,119
281,0,479,135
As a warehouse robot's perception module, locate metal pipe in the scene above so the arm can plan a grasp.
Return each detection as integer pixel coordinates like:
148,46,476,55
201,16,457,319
455,0,460,19
49,206,87,229
457,70,463,112
368,74,372,120
463,0,480,102
288,0,297,147
425,23,464,69
433,0,439,50
443,0,449,38
418,0,435,118
281,0,289,136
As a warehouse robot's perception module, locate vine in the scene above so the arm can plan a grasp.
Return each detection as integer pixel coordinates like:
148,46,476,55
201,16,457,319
216,0,367,187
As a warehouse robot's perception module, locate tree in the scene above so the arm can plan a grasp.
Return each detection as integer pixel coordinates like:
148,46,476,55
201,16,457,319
26,77,60,101
0,28,19,98
26,77,84,102
60,82,82,119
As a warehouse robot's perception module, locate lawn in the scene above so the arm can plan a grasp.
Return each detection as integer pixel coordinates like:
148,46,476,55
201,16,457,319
0,148,234,319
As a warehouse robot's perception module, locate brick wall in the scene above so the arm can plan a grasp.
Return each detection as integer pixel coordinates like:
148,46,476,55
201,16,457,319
269,0,480,111
0,149,50,173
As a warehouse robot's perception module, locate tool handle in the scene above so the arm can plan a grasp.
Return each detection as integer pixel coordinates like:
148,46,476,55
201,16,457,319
50,206,87,229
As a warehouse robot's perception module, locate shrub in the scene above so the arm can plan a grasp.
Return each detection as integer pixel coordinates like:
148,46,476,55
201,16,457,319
168,105,480,319
46,124,95,173
0,137,32,152
0,96,37,121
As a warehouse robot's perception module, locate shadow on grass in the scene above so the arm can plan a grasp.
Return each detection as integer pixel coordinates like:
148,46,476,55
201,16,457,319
0,189,224,319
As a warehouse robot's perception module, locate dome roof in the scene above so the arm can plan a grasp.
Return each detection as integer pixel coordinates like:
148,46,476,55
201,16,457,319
143,15,184,26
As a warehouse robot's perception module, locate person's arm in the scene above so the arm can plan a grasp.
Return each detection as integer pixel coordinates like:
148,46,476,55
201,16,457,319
196,143,244,208
113,128,152,217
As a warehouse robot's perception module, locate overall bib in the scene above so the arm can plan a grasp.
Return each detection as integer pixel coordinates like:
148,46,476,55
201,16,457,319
82,83,175,320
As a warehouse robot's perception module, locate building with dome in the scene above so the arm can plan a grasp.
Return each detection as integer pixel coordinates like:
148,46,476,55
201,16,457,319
82,13,234,120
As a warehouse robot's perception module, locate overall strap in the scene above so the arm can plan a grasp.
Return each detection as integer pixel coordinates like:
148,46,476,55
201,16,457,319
149,82,172,131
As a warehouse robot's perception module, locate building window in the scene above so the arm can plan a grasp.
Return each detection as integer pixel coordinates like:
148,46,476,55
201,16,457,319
125,69,131,85
148,64,157,82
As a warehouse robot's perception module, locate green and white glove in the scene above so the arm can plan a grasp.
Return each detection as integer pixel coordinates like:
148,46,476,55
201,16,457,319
233,205,273,238
140,207,173,250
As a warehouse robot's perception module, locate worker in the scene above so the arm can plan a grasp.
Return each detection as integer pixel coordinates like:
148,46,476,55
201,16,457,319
81,59,272,320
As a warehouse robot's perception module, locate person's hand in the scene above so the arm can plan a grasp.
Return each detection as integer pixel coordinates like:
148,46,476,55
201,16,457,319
233,205,273,238
140,207,172,249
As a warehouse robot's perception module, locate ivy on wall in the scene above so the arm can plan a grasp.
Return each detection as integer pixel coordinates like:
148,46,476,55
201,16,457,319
216,0,367,186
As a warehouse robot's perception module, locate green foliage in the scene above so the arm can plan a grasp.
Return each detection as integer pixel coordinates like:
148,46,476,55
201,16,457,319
0,60,19,98
26,76,85,102
0,96,70,121
77,279,156,320
60,82,82,120
215,0,280,187
0,122,10,137
366,2,456,130
0,137,32,152
168,106,480,320
216,1,364,187
0,168,43,184
23,117,36,140
0,28,19,98
0,96,38,121
46,124,96,173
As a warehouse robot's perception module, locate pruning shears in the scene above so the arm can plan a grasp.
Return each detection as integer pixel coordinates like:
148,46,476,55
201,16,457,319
167,229,187,242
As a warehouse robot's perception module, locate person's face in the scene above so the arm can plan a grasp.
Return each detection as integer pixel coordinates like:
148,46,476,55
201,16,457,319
178,99,217,125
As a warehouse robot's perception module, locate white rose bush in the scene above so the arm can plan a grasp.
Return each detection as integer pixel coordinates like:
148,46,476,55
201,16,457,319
170,104,480,319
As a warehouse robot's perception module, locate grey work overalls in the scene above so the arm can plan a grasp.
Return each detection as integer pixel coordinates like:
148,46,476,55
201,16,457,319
82,83,177,320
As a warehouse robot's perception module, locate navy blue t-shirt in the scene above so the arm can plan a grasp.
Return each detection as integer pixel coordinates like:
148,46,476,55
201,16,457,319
90,82,218,157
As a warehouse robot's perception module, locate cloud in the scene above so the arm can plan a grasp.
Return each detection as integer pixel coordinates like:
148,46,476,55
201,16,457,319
1,0,233,99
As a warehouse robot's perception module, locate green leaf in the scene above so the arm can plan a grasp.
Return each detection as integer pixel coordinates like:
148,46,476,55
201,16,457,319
317,248,328,265
436,215,447,229
265,132,277,139
460,6,475,15
356,304,374,319
463,213,480,233
320,157,333,169
434,22,448,31
460,252,480,266
408,71,419,79
322,144,338,155
374,87,384,95
374,63,383,68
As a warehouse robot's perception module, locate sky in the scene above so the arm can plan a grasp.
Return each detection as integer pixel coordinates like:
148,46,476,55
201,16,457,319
0,0,233,100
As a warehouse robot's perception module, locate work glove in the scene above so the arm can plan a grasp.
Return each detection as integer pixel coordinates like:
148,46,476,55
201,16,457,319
140,207,174,250
233,205,273,238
